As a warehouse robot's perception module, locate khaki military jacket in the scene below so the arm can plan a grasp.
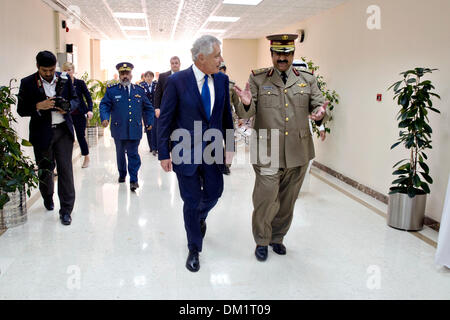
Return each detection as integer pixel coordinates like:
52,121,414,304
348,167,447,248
228,80,240,120
235,66,330,168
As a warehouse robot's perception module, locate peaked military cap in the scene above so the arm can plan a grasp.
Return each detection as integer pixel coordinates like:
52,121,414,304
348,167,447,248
266,34,298,53
116,62,134,72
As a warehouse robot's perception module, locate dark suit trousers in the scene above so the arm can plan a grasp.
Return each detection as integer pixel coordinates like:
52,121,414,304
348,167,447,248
176,164,224,252
150,116,158,151
72,113,89,156
144,116,158,152
33,125,75,215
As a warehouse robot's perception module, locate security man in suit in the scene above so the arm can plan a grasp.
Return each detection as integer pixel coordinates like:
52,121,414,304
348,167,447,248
234,34,330,262
218,62,239,175
100,62,155,192
153,56,181,155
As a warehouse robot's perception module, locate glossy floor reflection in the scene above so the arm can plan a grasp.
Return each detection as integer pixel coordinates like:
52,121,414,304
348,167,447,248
0,130,449,299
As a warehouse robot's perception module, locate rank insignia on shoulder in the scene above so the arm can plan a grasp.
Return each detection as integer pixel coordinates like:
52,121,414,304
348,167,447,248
300,69,314,75
251,68,269,76
298,83,308,87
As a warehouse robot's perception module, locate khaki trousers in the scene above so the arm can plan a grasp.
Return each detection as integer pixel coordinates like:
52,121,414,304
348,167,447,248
252,164,308,246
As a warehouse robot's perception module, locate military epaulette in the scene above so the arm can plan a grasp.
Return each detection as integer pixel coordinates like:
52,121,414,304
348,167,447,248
251,68,270,76
299,69,314,76
107,83,119,88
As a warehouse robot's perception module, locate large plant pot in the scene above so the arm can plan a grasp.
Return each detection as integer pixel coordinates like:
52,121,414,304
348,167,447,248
97,126,104,136
387,193,426,231
86,126,98,146
0,189,27,230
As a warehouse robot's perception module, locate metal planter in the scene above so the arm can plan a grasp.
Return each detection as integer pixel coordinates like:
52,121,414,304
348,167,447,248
387,193,426,231
0,189,27,230
86,126,98,146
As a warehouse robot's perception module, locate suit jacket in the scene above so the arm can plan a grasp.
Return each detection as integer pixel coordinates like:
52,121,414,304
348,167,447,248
99,83,154,140
72,78,93,115
234,66,330,168
153,70,171,108
17,72,77,150
157,66,234,176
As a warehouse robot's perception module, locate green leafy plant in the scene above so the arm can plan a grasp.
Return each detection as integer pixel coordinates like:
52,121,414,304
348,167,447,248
388,68,440,198
0,80,40,210
80,72,110,127
301,57,340,137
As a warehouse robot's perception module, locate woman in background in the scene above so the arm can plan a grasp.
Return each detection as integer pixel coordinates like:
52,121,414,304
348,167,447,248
62,62,93,168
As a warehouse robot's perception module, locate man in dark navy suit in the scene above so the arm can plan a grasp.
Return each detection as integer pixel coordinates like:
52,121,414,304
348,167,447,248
17,51,77,225
158,36,234,272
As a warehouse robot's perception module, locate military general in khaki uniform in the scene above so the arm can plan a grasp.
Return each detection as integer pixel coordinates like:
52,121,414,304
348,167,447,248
234,34,330,262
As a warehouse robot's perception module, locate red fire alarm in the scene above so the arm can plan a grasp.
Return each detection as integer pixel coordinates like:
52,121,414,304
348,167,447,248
377,94,382,101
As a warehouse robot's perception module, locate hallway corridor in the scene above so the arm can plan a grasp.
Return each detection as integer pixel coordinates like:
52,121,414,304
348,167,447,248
0,130,449,299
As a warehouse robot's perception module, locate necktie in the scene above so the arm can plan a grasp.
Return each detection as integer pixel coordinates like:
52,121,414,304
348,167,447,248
281,71,287,85
201,74,211,121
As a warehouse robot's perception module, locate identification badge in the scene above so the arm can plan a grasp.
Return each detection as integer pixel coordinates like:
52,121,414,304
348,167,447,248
115,95,122,99
262,86,274,90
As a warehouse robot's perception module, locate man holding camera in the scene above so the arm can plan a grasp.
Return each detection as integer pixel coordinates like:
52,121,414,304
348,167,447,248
17,51,77,226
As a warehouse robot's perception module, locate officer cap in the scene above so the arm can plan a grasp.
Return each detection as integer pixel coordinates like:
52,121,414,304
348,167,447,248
116,62,134,72
266,34,298,53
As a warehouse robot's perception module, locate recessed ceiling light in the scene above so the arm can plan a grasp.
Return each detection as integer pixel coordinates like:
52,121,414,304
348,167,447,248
120,26,148,31
223,0,263,5
208,16,240,22
113,12,146,19
199,29,226,33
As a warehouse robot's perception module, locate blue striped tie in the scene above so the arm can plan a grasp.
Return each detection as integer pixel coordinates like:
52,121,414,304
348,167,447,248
201,74,211,121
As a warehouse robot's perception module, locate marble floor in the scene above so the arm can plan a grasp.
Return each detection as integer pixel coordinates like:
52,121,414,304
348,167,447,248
0,130,449,300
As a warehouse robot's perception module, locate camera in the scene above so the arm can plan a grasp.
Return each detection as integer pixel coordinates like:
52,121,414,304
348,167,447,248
53,72,71,113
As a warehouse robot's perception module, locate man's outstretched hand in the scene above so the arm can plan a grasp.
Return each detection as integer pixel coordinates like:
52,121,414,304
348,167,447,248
234,82,252,106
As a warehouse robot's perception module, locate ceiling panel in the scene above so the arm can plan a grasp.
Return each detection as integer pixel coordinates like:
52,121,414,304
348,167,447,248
43,0,348,41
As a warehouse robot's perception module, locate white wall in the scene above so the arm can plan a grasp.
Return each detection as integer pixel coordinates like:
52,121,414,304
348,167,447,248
253,0,450,221
0,0,93,158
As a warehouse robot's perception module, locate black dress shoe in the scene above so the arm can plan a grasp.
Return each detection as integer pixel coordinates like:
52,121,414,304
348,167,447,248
255,245,268,261
222,166,230,175
130,182,139,191
43,197,54,211
186,251,200,272
200,220,207,238
270,243,287,255
118,177,126,183
60,213,72,225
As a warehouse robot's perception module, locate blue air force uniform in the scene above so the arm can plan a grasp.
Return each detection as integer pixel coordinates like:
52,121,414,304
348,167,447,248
100,63,154,184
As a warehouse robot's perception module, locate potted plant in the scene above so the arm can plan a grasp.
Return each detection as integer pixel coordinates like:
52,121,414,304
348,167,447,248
81,73,110,139
0,80,40,230
387,67,440,231
301,57,340,138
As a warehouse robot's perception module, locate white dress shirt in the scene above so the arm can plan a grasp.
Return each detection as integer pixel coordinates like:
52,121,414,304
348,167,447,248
192,64,215,116
41,75,65,125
